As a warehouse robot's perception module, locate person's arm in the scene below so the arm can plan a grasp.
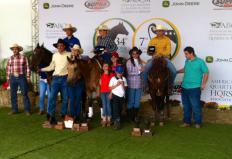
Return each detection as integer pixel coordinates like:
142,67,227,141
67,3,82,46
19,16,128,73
201,73,209,90
107,38,118,53
126,61,140,75
6,58,11,82
41,55,55,72
163,38,171,57
109,78,121,91
177,68,184,74
24,56,31,82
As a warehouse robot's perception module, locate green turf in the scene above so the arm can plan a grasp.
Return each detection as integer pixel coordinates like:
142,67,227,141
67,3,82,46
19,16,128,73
0,108,232,159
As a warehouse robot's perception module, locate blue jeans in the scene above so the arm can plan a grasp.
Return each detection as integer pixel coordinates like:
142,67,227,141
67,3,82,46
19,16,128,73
101,92,111,116
68,80,85,117
39,80,50,112
181,87,202,125
127,88,142,109
10,75,30,112
143,57,177,87
48,76,68,117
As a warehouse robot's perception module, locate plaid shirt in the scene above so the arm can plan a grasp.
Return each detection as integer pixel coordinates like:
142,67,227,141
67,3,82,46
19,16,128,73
6,54,30,80
97,35,118,53
126,60,143,89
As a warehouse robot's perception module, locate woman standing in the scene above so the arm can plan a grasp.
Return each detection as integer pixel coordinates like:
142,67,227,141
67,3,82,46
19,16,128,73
126,47,144,123
68,44,85,123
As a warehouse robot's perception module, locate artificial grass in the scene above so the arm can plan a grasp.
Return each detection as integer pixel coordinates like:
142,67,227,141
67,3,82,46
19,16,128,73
0,108,232,159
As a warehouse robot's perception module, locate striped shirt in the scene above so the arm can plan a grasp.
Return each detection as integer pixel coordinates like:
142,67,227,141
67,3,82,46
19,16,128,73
97,35,118,53
126,59,143,89
6,54,30,80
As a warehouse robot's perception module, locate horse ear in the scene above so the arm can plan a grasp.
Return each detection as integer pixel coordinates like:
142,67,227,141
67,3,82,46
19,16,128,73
67,56,73,63
41,43,44,48
36,43,40,48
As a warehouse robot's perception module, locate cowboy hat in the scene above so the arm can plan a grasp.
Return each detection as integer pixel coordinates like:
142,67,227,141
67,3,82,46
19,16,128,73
97,25,110,31
71,44,83,54
153,24,167,31
63,24,77,32
53,39,68,48
129,47,142,55
10,44,23,51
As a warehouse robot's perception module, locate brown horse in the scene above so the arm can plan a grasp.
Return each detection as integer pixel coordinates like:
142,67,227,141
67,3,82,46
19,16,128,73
148,57,171,126
67,55,103,118
30,44,53,85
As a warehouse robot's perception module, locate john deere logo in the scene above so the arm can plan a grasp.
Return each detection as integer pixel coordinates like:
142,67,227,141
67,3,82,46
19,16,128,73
206,56,214,63
43,3,49,9
163,0,170,7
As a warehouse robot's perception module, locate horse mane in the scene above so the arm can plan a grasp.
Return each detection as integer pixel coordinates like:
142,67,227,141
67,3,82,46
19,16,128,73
149,57,169,78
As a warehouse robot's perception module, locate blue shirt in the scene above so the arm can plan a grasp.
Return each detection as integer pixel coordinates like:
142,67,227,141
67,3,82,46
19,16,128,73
182,57,209,89
63,36,81,52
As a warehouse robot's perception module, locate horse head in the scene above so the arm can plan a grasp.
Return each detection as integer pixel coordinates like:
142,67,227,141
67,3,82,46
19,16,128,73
67,56,83,86
30,43,52,72
148,57,170,97
108,22,129,40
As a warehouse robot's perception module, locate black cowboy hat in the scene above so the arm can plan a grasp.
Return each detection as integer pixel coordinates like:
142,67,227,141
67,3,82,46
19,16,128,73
94,45,106,54
129,47,142,55
147,46,156,55
53,39,68,48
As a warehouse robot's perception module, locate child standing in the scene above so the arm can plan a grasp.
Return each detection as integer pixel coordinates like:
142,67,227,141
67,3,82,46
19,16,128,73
100,63,114,127
109,65,128,129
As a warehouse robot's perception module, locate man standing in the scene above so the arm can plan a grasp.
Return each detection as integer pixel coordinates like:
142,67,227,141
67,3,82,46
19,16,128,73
41,39,69,124
6,44,31,115
63,24,81,52
178,46,209,128
143,24,177,93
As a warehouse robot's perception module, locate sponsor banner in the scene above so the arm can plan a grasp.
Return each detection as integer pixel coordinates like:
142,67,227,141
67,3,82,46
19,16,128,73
39,0,232,105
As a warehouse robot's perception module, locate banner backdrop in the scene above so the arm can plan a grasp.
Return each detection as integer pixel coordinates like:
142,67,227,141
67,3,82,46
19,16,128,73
39,0,232,105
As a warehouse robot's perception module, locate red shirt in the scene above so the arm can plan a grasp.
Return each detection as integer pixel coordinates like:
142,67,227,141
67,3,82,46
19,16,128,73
100,73,114,92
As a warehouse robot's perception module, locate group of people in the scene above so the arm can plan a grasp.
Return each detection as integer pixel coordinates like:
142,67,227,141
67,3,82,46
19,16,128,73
6,23,209,129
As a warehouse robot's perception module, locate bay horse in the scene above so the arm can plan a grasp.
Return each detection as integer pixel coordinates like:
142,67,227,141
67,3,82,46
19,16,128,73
148,57,171,126
67,55,103,119
30,44,53,85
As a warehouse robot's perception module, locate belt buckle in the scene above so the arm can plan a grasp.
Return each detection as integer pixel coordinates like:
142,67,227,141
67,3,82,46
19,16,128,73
13,73,19,77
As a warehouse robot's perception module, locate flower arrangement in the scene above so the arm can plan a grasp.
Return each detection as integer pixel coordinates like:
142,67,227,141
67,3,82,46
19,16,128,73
217,105,231,111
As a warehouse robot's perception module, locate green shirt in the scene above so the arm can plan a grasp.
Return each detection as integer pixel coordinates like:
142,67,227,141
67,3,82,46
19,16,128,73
182,57,209,89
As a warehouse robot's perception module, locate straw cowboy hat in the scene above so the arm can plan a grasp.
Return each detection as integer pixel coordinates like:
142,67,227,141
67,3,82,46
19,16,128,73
97,24,110,31
53,39,68,48
71,44,83,54
10,44,23,52
153,24,167,31
63,24,77,32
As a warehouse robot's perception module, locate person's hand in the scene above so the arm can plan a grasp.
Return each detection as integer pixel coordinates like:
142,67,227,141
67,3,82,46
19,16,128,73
27,79,32,84
139,67,144,72
108,93,112,100
37,68,41,73
201,83,206,90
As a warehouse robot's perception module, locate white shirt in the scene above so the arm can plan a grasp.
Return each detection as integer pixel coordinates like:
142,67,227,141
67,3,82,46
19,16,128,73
109,76,128,98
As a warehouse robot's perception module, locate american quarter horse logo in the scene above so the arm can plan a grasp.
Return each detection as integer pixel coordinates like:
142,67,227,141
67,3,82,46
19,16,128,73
93,18,135,58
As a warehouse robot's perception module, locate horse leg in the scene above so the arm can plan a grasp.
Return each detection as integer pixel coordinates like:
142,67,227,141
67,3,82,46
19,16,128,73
165,95,171,119
81,91,87,121
87,96,94,119
150,96,157,127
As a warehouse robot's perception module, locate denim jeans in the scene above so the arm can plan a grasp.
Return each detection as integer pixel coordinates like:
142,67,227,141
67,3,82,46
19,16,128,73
39,80,50,112
9,75,30,112
181,87,202,125
143,57,177,87
111,94,124,123
68,80,85,117
101,92,111,116
127,88,142,109
48,76,68,117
